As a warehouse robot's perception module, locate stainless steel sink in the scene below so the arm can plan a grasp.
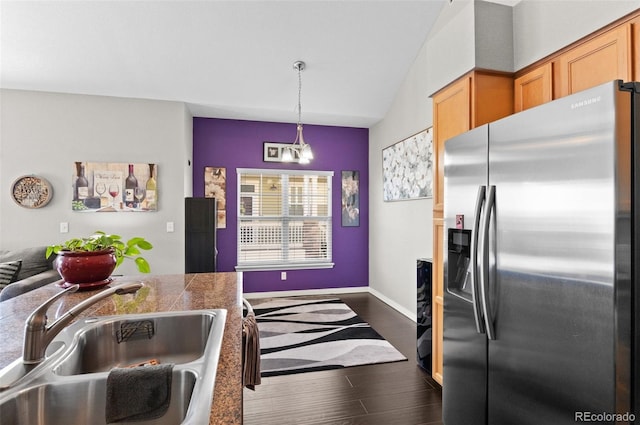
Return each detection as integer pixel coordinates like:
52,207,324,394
53,311,218,375
0,369,197,425
0,309,227,425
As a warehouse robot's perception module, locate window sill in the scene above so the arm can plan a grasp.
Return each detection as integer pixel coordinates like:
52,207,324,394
235,263,335,272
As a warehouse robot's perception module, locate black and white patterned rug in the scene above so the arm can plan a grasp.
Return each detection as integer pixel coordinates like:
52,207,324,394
251,296,407,377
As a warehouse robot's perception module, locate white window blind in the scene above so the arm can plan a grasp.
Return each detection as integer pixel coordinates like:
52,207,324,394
236,168,334,271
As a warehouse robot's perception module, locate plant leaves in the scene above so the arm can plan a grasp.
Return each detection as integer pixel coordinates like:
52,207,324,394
137,240,153,250
50,231,152,273
127,237,144,247
125,246,141,256
135,257,151,273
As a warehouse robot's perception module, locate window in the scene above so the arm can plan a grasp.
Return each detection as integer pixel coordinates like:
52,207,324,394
236,168,333,271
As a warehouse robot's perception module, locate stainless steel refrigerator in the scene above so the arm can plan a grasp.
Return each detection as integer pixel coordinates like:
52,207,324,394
443,80,640,425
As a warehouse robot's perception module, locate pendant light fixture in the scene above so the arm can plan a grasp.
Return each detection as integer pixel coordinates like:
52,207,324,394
282,61,313,164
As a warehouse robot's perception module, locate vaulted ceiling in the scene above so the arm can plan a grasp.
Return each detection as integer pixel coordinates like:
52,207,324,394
1,1,519,128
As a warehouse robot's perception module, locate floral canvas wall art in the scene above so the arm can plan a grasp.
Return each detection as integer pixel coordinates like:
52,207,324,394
382,128,433,201
204,166,227,228
341,170,360,227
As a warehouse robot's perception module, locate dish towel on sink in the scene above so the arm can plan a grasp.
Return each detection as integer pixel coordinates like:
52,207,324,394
105,363,174,423
243,309,261,390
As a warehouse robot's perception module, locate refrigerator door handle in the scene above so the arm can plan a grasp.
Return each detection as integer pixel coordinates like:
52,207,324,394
471,185,486,334
480,185,496,340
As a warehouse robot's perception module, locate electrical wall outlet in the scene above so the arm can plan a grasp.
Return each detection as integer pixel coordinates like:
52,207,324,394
281,271,287,280
166,222,174,232
59,222,69,233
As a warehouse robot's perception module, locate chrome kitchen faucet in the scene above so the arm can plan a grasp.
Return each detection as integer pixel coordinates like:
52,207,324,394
22,281,143,364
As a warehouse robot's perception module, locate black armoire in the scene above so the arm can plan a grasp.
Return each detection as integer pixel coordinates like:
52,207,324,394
185,197,217,273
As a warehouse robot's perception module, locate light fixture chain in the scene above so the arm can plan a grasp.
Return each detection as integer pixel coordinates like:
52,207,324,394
297,65,302,126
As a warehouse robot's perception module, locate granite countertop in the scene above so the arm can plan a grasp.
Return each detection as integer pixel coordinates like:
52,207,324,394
0,272,243,425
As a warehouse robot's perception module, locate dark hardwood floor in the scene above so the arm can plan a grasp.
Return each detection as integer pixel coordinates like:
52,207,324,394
243,292,443,425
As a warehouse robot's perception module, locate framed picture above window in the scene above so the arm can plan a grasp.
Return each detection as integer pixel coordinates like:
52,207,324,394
263,142,302,163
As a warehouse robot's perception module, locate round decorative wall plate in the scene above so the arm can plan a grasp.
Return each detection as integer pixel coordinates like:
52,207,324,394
11,175,53,209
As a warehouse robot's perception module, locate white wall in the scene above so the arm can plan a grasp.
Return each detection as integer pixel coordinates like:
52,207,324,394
0,89,191,276
369,37,433,318
369,0,639,317
425,0,476,97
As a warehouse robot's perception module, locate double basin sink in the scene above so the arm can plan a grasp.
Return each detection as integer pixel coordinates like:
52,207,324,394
0,309,227,424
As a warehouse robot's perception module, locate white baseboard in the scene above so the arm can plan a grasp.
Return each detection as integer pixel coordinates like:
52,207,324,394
243,286,417,322
367,287,416,322
243,286,368,300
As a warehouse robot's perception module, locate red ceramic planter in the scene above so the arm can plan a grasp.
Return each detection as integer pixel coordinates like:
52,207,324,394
54,248,117,290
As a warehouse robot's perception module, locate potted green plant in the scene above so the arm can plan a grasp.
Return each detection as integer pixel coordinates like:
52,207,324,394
46,231,153,290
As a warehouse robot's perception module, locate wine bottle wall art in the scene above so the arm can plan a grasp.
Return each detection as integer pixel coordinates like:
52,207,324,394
71,162,158,212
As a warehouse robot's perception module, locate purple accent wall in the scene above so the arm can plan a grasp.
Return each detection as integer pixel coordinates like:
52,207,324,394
192,118,369,294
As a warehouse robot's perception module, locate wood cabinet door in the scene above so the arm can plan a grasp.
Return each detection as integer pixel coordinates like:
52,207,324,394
514,63,553,112
432,216,445,385
432,77,471,214
472,72,514,126
558,24,631,97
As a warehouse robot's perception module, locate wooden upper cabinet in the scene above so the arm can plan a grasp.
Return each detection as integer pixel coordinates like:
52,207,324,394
472,72,514,127
432,76,471,213
514,63,553,112
432,71,513,213
557,24,632,97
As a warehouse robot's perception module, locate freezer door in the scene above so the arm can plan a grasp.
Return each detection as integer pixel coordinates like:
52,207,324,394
443,125,489,425
486,81,630,424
